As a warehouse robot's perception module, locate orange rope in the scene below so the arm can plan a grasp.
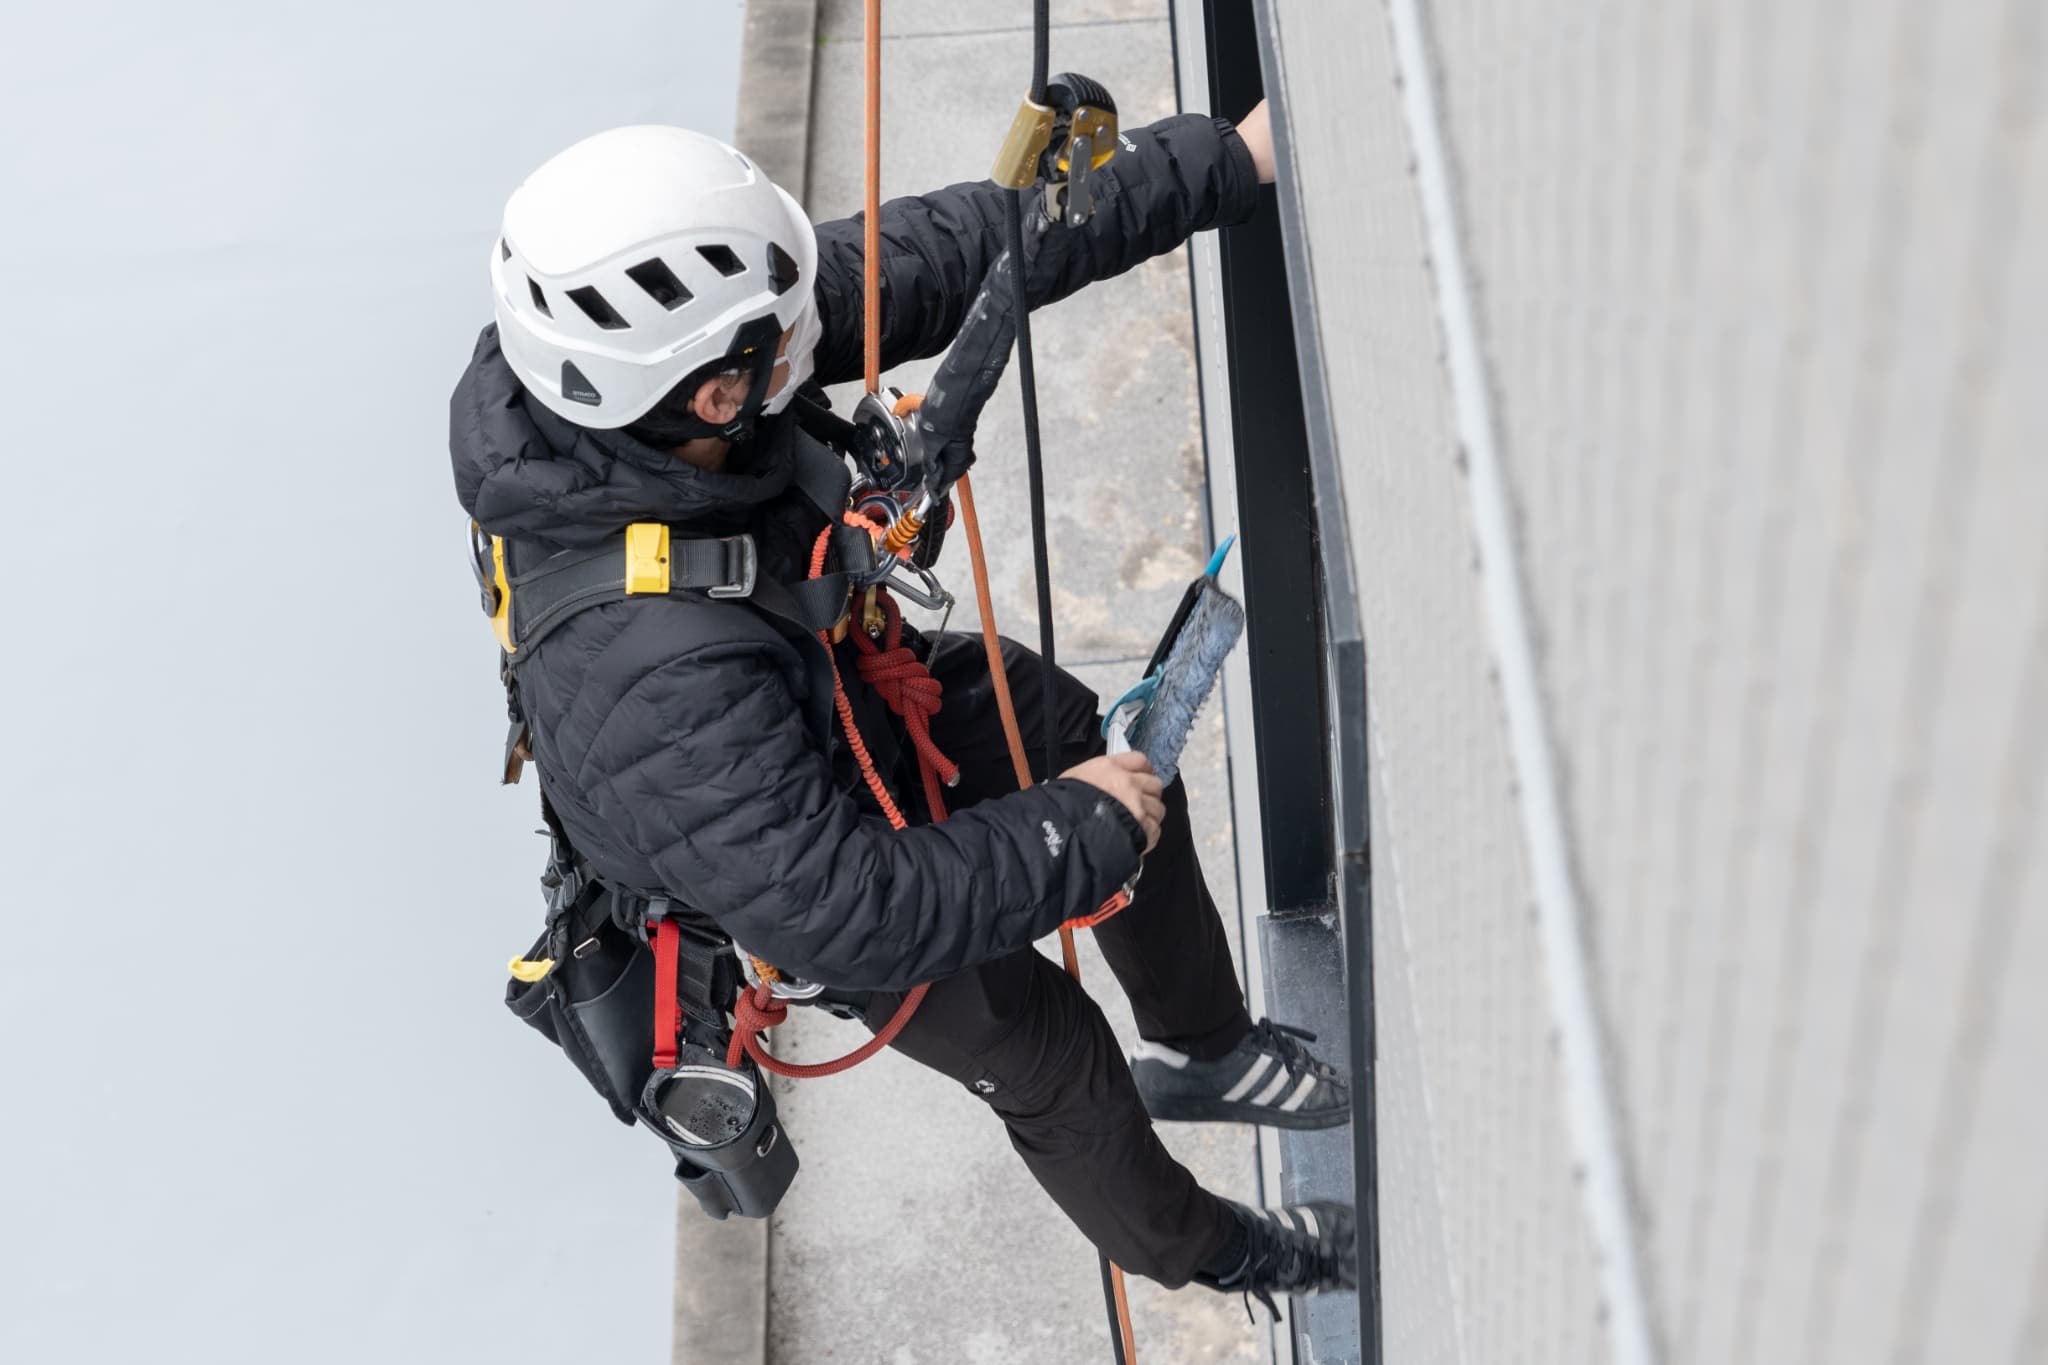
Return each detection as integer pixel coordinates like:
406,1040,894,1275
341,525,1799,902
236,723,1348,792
855,14,1132,1352
955,475,1081,978
955,476,1035,791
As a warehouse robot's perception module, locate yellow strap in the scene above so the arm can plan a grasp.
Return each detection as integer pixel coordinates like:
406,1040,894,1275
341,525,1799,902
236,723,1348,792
508,956,555,983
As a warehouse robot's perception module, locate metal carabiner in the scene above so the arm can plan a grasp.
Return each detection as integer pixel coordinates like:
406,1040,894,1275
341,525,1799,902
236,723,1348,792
735,944,828,1002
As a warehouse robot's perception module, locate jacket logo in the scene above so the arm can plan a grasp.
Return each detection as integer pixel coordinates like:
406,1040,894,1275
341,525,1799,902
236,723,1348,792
1042,820,1066,858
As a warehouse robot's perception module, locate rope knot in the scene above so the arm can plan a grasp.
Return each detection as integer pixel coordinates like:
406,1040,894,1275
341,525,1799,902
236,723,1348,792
850,590,961,791
726,982,790,1069
855,645,943,714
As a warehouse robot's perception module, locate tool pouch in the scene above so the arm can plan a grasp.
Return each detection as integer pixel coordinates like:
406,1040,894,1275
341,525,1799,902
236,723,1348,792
503,867,800,1220
504,877,653,1126
643,1047,800,1220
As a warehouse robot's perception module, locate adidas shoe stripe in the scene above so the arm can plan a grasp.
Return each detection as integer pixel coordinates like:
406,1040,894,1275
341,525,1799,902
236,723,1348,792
1220,1053,1272,1103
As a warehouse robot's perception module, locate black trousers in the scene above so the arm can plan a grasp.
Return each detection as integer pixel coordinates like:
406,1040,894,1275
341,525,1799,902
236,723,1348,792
847,634,1250,1287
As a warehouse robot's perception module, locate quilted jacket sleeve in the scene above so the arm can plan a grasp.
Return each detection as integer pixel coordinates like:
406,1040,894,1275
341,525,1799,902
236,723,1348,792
808,113,1261,385
588,637,1144,992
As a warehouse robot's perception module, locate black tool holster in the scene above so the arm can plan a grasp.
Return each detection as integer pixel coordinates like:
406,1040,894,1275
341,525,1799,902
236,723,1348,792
504,830,799,1220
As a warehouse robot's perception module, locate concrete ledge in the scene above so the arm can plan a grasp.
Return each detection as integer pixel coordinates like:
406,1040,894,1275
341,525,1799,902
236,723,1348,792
732,0,820,202
673,1201,770,1365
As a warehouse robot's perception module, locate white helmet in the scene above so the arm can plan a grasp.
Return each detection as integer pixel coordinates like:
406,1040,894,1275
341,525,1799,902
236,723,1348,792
491,125,819,432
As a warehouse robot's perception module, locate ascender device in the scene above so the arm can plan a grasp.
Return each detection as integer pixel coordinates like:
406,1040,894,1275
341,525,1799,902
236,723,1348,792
991,73,1121,227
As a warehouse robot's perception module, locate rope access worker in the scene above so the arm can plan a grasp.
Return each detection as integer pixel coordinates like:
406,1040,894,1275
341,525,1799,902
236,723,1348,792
448,101,1358,1310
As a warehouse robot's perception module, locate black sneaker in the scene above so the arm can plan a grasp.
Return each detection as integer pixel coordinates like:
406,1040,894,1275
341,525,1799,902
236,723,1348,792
1195,1199,1358,1319
1130,1018,1350,1129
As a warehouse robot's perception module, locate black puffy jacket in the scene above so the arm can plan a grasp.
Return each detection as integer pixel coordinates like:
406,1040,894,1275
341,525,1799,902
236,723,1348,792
449,115,1260,991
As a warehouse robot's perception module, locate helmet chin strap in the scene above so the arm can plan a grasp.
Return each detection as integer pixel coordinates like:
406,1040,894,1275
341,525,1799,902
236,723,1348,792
626,314,788,448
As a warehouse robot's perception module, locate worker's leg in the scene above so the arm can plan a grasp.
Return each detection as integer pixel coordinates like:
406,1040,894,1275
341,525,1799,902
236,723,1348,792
923,632,1250,1058
861,947,1237,1286
1087,775,1253,1058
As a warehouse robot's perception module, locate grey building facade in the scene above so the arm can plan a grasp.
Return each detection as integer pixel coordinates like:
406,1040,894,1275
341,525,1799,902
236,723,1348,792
1182,0,2048,1361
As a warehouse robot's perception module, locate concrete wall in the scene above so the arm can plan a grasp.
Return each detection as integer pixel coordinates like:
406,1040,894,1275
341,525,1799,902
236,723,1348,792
1256,1,2046,1361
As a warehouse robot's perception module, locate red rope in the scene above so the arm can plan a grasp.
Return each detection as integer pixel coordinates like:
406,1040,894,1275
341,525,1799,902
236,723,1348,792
727,978,929,1078
849,589,958,820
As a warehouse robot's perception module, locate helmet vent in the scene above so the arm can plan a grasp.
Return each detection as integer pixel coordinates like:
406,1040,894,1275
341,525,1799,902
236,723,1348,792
499,238,513,261
626,257,693,310
567,285,630,330
697,244,746,278
527,277,551,317
767,242,800,296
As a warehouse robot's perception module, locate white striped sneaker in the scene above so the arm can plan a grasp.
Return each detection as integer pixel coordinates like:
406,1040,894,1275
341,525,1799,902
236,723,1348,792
1194,1198,1359,1317
1129,1018,1350,1130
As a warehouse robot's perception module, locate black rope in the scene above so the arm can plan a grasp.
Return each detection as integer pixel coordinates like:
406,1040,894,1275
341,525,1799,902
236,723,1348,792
1010,9,1127,1361
1007,187,1062,786
1030,0,1049,102
1098,1255,1128,1364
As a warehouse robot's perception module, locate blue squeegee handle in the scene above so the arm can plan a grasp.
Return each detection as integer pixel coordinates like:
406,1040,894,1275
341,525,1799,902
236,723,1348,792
1136,535,1237,679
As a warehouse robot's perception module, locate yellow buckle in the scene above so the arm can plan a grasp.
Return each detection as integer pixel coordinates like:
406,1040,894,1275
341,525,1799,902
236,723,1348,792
488,534,515,654
624,523,671,594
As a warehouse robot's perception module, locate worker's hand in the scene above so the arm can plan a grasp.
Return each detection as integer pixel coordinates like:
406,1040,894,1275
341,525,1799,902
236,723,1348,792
1063,751,1166,853
1235,99,1277,184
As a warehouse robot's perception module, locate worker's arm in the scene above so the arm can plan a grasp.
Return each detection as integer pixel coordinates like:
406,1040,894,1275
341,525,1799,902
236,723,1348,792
594,638,1146,992
808,111,1263,385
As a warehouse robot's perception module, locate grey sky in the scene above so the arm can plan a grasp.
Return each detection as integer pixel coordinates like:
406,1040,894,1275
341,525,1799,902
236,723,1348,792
1,4,745,1360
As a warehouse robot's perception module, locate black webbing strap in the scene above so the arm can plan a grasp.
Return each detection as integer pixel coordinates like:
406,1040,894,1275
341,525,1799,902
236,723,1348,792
613,891,741,1028
747,432,865,638
505,533,754,654
790,392,862,456
497,432,859,661
752,573,858,635
788,427,854,522
502,527,855,661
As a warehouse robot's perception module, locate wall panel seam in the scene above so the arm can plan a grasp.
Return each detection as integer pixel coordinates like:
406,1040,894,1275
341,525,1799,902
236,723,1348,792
1379,1,1659,1360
